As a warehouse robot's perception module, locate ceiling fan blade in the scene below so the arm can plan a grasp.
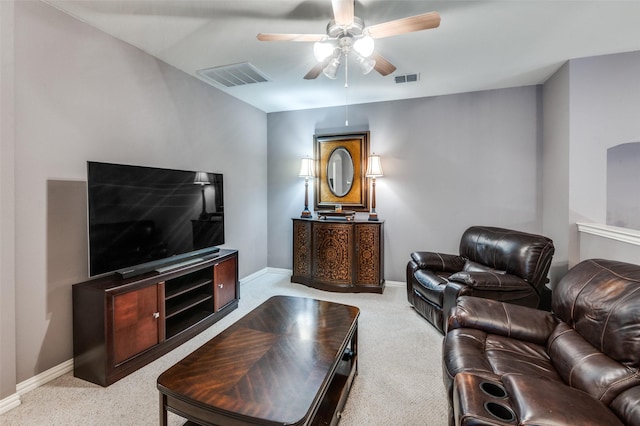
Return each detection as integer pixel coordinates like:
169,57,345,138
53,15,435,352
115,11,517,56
304,58,333,80
304,62,326,80
367,11,441,39
371,52,396,76
332,0,354,26
257,33,326,42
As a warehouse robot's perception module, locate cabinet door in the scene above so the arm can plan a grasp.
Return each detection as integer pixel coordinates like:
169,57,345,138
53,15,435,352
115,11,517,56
313,222,353,284
355,223,381,286
214,255,237,312
112,284,160,364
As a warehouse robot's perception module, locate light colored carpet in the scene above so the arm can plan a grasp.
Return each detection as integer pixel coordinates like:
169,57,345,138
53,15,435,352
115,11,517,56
0,271,448,425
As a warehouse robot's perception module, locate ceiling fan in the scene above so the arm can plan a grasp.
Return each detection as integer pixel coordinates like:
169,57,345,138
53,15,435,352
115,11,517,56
257,0,440,80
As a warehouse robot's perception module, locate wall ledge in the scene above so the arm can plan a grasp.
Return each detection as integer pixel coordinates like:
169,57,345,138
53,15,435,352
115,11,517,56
577,222,640,246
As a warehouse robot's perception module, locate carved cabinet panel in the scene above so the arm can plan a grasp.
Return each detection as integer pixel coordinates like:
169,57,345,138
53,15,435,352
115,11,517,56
292,218,384,293
355,223,381,286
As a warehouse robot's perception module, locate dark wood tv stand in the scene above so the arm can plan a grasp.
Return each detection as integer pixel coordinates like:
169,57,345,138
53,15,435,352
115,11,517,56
72,249,239,386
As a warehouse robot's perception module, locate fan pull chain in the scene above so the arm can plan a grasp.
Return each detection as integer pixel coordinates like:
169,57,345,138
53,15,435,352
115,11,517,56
345,52,349,126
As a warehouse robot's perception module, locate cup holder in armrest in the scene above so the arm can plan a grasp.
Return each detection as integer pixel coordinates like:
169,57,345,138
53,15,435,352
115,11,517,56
484,402,516,423
480,381,507,398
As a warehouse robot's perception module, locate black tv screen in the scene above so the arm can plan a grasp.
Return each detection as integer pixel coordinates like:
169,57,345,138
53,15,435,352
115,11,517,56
87,162,224,277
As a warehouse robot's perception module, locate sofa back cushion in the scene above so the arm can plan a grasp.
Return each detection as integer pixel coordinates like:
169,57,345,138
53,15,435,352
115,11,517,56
552,259,640,369
458,226,555,293
548,322,640,404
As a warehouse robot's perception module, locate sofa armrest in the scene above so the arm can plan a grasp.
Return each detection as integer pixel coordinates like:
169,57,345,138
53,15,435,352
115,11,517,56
410,251,465,272
448,296,557,345
451,373,624,426
448,271,530,291
502,375,624,425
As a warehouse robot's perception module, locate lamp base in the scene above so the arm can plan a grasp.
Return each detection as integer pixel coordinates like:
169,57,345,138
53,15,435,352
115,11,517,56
301,209,312,218
368,212,379,221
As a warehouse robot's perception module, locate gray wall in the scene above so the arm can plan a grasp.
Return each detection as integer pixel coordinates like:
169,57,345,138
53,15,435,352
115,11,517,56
3,0,268,391
267,86,544,281
0,0,17,401
542,62,571,285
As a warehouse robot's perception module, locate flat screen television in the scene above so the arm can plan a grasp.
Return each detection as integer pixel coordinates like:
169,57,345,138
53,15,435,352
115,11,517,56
87,161,224,277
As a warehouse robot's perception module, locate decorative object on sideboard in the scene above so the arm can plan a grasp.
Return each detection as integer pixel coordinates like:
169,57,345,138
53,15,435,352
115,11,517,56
194,172,211,220
316,209,356,221
365,154,383,221
299,156,314,218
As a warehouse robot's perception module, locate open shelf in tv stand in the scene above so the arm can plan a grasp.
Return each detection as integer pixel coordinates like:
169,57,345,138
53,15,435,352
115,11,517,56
72,249,239,387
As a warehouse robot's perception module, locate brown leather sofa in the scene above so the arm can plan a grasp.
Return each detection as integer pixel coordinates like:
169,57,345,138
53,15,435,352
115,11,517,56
443,258,640,425
406,226,555,334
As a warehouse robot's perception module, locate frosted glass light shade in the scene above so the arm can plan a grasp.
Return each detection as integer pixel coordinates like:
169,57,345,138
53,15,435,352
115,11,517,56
314,42,335,62
365,155,384,177
322,57,341,79
356,54,376,75
353,35,375,57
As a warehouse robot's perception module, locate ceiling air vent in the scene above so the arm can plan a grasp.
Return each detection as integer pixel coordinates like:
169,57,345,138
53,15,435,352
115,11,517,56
395,73,420,84
197,62,270,88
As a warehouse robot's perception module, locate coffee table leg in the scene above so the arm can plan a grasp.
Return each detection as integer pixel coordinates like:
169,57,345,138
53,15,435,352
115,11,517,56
159,393,167,426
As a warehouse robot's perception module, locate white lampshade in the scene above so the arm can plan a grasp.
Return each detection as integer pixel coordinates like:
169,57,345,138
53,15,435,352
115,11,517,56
353,35,375,58
194,171,211,185
313,41,335,62
365,155,384,178
298,157,314,178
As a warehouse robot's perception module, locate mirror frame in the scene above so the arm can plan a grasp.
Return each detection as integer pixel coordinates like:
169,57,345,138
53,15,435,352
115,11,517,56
314,131,369,211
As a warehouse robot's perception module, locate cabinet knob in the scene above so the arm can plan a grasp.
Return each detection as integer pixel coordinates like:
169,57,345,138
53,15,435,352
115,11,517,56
218,283,224,289
153,312,160,319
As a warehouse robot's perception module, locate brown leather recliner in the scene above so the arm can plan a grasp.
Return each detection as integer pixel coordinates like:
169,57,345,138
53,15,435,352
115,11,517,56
406,226,555,334
443,258,640,425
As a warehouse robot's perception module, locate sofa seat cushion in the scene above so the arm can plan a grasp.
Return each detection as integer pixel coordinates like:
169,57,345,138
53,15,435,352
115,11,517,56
412,269,449,305
503,374,624,425
443,328,562,397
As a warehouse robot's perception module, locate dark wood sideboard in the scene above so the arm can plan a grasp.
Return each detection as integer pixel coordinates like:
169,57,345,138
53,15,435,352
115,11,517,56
72,249,238,386
292,218,384,293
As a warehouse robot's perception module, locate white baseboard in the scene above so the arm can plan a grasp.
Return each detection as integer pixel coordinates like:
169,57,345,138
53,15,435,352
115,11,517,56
265,267,291,275
0,392,20,415
0,358,73,415
16,359,74,395
239,268,270,285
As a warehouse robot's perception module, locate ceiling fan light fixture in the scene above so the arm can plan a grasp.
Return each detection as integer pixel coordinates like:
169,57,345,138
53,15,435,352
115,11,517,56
353,35,374,57
323,56,341,79
313,41,335,62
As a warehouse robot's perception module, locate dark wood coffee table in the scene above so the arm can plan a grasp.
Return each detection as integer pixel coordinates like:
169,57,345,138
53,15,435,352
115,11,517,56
157,295,360,426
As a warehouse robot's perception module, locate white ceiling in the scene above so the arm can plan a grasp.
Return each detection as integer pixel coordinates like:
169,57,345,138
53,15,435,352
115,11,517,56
45,0,640,113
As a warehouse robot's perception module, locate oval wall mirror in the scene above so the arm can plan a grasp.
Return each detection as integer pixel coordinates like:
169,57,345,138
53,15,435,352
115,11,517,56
327,147,354,197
